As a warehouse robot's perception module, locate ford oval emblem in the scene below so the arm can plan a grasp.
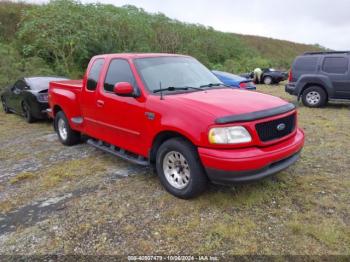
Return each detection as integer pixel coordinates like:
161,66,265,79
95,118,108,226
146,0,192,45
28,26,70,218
277,123,286,131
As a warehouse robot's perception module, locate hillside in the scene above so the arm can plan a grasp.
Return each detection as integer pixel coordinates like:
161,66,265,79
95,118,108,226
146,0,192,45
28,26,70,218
236,34,324,69
0,0,324,90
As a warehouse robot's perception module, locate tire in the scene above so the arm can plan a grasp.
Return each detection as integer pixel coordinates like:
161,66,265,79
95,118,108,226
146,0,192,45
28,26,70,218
54,111,81,146
302,86,327,108
263,76,273,85
156,137,208,199
1,97,10,114
22,101,35,123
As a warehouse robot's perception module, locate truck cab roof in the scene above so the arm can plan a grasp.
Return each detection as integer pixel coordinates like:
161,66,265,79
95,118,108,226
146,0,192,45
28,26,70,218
92,53,190,60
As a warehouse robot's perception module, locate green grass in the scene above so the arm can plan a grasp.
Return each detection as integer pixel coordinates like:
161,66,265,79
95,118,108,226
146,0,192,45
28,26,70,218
9,172,36,184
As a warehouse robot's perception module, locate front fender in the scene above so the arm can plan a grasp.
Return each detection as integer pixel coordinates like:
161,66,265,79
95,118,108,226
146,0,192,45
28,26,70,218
22,91,37,108
155,125,200,146
146,112,209,151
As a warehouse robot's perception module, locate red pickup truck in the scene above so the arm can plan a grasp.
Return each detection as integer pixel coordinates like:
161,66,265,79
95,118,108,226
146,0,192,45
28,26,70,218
48,53,304,199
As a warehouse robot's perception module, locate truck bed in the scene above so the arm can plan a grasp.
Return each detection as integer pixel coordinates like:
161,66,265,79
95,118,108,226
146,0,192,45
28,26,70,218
50,79,83,90
48,79,84,120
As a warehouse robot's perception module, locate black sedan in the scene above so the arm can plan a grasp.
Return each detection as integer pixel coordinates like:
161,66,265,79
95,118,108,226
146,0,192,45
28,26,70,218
240,68,288,85
1,76,68,123
260,68,288,85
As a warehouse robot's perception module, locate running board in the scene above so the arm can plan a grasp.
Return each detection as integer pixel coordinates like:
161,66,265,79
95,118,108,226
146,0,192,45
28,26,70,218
87,139,149,166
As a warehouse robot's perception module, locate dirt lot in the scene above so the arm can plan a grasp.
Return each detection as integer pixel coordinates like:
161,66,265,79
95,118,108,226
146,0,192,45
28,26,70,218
0,85,349,256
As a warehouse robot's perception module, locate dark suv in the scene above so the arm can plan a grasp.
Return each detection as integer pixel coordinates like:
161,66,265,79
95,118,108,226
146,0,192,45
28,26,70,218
285,51,350,107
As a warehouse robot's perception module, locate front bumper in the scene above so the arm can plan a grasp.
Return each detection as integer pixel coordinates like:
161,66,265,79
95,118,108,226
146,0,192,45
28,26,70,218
32,102,49,119
199,128,304,184
285,83,297,95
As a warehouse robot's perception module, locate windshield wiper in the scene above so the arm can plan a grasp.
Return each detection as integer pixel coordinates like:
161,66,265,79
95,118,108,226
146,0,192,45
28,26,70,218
153,86,203,93
200,83,228,88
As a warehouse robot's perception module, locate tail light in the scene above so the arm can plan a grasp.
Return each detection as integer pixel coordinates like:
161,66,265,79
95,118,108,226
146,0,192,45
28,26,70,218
288,69,293,82
239,82,247,89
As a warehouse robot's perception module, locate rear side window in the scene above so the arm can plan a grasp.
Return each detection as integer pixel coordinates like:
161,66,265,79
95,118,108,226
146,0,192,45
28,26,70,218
322,57,349,74
87,59,104,91
104,59,136,92
294,56,318,72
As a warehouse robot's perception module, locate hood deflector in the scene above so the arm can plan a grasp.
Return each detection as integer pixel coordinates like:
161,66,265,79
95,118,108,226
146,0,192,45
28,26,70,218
215,103,296,124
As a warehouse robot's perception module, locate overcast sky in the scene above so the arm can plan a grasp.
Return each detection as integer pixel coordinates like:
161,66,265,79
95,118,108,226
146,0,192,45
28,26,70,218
23,0,350,50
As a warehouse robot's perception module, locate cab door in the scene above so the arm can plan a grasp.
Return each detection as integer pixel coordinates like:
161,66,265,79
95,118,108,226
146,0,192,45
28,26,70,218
95,59,147,156
80,58,105,138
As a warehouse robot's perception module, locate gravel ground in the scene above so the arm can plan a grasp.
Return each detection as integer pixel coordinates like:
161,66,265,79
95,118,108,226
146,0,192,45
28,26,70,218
0,84,349,256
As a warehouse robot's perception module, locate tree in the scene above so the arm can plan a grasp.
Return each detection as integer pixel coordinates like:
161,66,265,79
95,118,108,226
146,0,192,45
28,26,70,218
0,43,54,91
18,0,94,74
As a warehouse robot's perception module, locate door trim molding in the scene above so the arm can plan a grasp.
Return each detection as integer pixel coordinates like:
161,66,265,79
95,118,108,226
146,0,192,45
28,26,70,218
85,117,140,136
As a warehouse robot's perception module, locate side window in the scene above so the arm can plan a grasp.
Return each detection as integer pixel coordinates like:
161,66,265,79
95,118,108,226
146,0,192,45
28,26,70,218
104,59,136,92
322,57,349,74
294,57,318,72
87,59,104,91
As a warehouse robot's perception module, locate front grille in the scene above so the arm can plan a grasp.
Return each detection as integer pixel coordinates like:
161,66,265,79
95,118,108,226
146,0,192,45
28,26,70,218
255,113,296,142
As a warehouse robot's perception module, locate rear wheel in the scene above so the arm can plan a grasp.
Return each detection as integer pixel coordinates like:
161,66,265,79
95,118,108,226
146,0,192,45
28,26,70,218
1,97,10,114
156,137,208,199
263,76,273,85
22,102,35,123
302,86,327,108
54,111,81,146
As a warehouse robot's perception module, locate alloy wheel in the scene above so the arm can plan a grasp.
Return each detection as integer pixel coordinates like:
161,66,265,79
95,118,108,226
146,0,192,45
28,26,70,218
264,77,272,85
163,151,191,190
23,104,29,119
306,91,321,105
58,118,68,141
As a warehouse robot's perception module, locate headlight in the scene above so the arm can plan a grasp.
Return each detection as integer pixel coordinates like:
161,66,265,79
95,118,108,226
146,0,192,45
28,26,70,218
209,126,252,144
37,93,49,103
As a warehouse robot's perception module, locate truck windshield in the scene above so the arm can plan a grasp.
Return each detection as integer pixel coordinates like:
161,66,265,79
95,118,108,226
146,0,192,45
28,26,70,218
134,56,222,93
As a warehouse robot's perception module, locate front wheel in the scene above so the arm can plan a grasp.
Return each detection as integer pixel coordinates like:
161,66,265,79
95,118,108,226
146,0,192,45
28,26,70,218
54,111,81,146
156,138,208,199
302,86,327,108
1,97,10,114
22,102,35,123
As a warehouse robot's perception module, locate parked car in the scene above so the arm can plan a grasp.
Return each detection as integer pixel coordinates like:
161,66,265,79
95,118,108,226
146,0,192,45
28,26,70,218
240,72,254,80
260,68,288,85
240,68,288,85
286,51,350,107
1,76,68,123
48,53,304,199
212,70,256,90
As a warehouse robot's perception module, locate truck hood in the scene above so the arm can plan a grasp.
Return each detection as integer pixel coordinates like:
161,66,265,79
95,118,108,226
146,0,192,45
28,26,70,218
168,88,289,118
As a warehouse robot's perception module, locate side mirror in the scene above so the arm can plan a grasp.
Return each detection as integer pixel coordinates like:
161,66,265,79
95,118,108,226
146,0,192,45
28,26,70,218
113,82,134,97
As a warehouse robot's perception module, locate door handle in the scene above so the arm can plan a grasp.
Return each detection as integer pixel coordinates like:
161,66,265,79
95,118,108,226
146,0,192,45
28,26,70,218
96,100,105,107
